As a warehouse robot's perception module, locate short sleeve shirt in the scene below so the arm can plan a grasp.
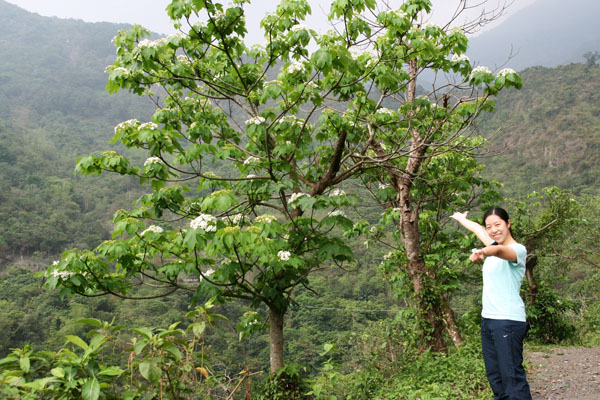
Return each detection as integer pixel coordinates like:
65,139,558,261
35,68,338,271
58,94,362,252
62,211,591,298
481,243,527,322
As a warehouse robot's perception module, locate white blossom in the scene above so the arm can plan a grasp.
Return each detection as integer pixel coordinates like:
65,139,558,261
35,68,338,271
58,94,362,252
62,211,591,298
393,9,407,18
231,214,245,224
452,54,470,63
291,24,309,32
167,33,184,41
243,156,260,165
192,21,206,30
424,22,440,30
144,157,163,167
245,116,266,125
281,115,303,125
328,210,346,217
112,67,129,75
52,260,59,266
114,119,139,135
470,66,492,79
141,225,164,235
350,48,363,59
222,258,232,265
278,250,291,261
52,269,75,280
370,226,377,233
255,214,276,224
214,9,226,21
138,39,159,48
378,183,389,189
246,174,257,179
366,57,379,68
177,55,191,65
265,79,281,87
199,268,215,281
376,107,395,116
190,213,217,232
290,192,310,203
286,60,305,74
497,68,516,77
383,252,393,260
329,189,346,197
139,122,158,131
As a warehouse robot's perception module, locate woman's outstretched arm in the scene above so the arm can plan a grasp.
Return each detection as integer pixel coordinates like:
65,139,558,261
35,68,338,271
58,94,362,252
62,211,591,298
450,211,493,246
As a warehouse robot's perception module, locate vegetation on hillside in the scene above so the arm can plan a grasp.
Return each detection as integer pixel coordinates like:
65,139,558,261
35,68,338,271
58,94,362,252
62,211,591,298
478,62,600,195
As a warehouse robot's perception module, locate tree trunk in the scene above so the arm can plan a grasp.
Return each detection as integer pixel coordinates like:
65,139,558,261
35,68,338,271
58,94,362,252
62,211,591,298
441,295,464,347
268,306,285,372
406,259,448,352
401,203,447,352
525,254,539,306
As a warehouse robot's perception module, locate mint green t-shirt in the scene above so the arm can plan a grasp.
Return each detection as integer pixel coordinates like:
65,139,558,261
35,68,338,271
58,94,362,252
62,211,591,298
481,243,527,322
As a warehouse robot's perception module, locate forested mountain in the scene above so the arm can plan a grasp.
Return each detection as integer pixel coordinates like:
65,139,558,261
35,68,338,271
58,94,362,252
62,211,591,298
478,63,600,195
0,0,154,260
467,0,600,71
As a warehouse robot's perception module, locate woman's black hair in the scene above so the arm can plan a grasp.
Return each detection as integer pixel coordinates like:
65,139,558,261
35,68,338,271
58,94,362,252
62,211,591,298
482,207,514,238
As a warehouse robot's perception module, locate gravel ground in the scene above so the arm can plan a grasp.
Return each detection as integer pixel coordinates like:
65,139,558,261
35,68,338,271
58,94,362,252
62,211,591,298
526,347,600,399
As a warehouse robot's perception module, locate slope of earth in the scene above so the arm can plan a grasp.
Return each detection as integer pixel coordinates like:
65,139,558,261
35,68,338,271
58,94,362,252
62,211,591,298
526,347,600,399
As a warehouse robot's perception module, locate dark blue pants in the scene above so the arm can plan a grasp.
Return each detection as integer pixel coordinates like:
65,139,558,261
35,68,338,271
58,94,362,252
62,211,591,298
481,318,532,400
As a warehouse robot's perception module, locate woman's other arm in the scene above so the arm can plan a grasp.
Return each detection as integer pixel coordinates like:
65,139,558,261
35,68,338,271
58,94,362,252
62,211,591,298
450,211,493,246
471,244,517,263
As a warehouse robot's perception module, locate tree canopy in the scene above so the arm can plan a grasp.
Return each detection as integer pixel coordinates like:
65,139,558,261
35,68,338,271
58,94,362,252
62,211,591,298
46,0,521,372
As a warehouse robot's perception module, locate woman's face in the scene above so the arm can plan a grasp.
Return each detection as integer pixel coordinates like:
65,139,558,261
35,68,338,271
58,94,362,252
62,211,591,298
484,214,511,244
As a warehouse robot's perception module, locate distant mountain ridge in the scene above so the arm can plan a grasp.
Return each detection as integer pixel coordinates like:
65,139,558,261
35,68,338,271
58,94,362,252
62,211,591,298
478,63,600,195
467,0,600,71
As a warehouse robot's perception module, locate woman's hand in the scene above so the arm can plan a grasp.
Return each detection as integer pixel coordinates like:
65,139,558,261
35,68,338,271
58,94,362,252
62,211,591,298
470,248,485,262
450,211,469,221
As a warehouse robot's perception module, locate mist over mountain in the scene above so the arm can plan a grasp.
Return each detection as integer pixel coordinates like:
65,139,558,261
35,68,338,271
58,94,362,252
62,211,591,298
467,0,600,71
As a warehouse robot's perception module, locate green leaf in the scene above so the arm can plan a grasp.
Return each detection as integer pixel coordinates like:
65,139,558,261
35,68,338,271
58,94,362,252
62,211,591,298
312,49,332,72
82,377,100,400
19,356,30,373
131,327,153,341
162,343,182,361
139,360,161,385
76,318,103,328
23,377,58,390
89,334,108,352
99,366,126,376
134,340,148,355
66,335,89,350
192,321,206,338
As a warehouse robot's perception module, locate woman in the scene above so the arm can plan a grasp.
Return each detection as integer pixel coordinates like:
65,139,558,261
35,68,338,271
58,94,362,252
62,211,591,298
451,208,532,400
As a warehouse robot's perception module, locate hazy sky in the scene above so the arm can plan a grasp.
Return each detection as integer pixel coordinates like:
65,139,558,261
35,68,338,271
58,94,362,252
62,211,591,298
5,0,537,42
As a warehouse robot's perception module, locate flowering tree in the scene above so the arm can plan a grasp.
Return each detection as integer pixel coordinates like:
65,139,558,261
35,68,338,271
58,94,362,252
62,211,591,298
46,0,522,371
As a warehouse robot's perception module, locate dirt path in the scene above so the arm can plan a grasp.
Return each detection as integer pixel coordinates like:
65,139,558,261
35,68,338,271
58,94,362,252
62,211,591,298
526,347,600,399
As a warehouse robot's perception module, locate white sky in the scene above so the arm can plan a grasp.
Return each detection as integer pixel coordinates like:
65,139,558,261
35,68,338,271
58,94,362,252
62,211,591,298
5,0,536,42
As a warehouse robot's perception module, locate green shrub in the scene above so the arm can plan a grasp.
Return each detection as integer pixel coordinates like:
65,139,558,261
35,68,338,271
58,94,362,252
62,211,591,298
525,284,580,344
